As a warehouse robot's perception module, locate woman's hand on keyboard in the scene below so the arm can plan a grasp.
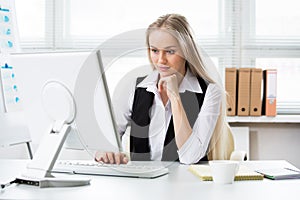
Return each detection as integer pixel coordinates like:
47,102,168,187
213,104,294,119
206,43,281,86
95,151,129,165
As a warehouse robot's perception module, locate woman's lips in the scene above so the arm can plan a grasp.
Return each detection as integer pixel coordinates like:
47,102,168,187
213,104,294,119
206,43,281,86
158,65,170,71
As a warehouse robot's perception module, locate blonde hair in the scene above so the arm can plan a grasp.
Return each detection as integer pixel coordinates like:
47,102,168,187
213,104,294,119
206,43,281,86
146,14,234,160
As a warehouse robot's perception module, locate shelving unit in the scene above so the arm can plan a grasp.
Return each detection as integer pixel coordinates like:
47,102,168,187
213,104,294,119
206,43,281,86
227,115,300,123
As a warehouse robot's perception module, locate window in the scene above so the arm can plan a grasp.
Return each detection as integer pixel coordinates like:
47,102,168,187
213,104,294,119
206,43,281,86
256,0,300,37
58,0,219,49
244,0,300,114
14,0,300,114
256,58,300,114
15,0,50,48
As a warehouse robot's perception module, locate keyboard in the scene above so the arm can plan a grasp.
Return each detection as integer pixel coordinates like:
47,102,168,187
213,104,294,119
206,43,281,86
52,160,169,178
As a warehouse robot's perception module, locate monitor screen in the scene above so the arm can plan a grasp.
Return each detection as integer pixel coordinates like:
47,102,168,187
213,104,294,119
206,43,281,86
11,50,121,159
73,50,122,153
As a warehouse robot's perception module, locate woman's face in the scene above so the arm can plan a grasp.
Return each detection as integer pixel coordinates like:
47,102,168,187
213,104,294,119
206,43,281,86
148,29,186,78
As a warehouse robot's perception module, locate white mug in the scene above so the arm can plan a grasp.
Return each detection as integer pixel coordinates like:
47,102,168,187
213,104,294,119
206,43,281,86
209,160,240,184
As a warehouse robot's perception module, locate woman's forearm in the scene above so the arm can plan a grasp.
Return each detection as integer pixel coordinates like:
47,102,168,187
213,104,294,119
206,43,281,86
170,96,193,149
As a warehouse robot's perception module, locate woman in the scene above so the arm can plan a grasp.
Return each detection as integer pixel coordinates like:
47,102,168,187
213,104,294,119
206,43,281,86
95,13,234,164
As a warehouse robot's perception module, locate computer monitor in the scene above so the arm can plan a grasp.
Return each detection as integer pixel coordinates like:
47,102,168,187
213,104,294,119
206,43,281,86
72,50,122,153
12,50,121,151
11,50,122,186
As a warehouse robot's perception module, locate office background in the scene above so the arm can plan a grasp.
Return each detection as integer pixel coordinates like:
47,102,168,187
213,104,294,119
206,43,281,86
1,0,300,167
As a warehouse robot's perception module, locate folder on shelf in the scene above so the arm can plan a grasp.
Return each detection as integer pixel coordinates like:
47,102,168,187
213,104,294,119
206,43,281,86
225,68,237,116
237,68,251,116
188,165,264,181
250,68,263,116
262,69,277,116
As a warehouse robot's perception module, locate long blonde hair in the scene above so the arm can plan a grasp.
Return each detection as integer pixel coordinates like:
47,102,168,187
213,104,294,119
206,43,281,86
146,14,234,160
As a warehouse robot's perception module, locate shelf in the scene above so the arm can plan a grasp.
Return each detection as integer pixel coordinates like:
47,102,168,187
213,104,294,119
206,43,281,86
227,115,300,123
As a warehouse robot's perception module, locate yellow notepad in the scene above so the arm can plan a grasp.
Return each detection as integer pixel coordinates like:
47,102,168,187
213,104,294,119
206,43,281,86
189,165,264,181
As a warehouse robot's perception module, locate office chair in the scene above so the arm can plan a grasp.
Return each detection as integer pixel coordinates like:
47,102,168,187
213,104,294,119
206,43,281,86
229,126,248,161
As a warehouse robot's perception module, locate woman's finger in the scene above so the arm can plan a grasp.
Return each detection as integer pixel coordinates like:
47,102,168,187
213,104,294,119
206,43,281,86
158,78,166,92
115,152,122,165
95,151,107,163
107,152,115,164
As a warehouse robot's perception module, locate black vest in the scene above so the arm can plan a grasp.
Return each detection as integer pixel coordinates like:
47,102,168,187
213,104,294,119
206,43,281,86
130,76,208,162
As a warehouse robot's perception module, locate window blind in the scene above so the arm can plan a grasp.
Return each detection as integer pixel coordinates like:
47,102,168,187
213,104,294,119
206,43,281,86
14,0,300,114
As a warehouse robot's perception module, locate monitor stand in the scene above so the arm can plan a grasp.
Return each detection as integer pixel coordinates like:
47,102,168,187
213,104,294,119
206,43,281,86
17,81,90,188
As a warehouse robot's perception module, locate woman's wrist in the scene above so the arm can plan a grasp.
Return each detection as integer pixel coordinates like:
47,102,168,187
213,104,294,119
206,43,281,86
169,93,181,104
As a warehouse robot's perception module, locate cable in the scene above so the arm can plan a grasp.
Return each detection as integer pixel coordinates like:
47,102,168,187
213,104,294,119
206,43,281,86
0,179,18,189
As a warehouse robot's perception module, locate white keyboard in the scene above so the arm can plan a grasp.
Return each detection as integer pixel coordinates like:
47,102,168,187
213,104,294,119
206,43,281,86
52,160,169,178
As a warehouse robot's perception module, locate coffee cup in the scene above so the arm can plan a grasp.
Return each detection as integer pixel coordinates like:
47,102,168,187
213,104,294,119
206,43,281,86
209,160,239,184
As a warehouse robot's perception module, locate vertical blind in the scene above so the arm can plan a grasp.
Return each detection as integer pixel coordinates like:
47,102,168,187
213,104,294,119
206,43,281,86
14,0,300,114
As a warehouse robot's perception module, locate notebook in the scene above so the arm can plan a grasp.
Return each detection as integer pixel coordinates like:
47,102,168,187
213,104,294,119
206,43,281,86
255,168,300,180
188,165,264,181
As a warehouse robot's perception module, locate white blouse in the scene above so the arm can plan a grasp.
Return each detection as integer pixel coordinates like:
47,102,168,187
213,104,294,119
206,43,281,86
112,69,222,164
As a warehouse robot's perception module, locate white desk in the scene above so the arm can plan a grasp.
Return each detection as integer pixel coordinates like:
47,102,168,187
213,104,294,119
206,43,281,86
0,159,299,200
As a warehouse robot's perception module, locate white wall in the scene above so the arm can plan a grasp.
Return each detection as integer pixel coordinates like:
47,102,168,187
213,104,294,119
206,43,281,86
230,123,300,168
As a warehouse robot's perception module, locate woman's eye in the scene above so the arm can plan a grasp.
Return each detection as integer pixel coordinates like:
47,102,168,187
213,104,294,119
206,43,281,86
167,50,175,54
151,49,158,53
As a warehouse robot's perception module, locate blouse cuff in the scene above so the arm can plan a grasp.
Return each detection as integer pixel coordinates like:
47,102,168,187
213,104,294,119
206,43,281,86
177,131,203,164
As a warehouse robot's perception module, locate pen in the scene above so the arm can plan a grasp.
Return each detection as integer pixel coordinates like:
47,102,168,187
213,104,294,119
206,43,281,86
284,168,300,173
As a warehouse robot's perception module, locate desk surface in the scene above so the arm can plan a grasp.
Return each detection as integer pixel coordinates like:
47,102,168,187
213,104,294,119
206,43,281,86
0,159,299,200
